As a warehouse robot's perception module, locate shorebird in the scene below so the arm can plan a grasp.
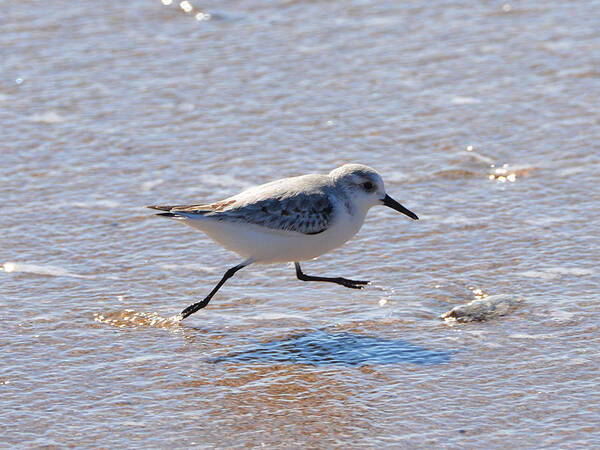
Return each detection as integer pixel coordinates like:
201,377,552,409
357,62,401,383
148,164,418,319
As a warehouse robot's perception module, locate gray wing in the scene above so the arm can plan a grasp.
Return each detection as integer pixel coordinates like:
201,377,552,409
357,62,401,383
220,193,334,234
157,192,335,235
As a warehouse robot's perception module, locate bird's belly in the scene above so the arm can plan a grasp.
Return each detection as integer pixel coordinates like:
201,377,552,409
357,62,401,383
184,217,361,263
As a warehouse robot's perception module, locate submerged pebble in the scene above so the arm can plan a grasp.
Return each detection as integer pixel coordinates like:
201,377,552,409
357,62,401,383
441,294,523,323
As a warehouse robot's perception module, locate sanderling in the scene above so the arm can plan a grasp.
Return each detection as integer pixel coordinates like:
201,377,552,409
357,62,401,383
148,163,418,319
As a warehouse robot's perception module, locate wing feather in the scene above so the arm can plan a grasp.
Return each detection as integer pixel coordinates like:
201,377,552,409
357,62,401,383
154,193,335,235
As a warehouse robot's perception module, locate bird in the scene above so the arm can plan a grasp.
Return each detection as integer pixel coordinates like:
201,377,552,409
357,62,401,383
148,163,418,319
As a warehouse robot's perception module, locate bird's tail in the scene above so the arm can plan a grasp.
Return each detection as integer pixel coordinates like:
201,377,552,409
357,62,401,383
147,204,212,220
147,205,174,211
147,205,180,219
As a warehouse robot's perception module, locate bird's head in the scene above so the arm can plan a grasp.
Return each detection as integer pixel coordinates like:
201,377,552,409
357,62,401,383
329,164,418,220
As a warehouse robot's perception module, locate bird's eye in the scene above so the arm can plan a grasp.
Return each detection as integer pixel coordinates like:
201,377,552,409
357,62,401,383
362,181,374,191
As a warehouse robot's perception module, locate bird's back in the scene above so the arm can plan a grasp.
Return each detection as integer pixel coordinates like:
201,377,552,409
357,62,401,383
149,172,341,236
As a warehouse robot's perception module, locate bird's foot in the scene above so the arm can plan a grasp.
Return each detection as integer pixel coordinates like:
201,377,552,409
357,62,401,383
337,278,370,289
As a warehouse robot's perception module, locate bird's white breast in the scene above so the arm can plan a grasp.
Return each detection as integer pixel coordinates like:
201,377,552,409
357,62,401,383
183,205,365,264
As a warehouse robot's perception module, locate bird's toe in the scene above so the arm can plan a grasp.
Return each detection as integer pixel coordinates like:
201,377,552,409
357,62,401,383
343,279,370,289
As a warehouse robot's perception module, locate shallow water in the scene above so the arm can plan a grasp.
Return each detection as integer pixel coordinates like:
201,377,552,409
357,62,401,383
2,0,599,447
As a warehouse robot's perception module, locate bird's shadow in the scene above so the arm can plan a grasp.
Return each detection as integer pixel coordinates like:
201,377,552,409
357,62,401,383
211,330,452,367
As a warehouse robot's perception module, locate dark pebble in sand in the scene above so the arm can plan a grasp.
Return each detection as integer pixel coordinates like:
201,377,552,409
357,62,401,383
440,294,523,322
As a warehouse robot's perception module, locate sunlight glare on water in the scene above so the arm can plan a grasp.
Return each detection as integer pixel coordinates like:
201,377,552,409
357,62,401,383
94,310,183,330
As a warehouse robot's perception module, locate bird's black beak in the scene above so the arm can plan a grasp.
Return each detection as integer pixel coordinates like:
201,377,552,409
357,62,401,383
381,194,419,220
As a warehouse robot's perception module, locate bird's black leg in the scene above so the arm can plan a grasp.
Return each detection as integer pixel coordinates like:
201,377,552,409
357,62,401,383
180,261,249,319
294,262,369,289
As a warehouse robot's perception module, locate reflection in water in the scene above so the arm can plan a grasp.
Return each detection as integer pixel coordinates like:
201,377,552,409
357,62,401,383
213,331,452,366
